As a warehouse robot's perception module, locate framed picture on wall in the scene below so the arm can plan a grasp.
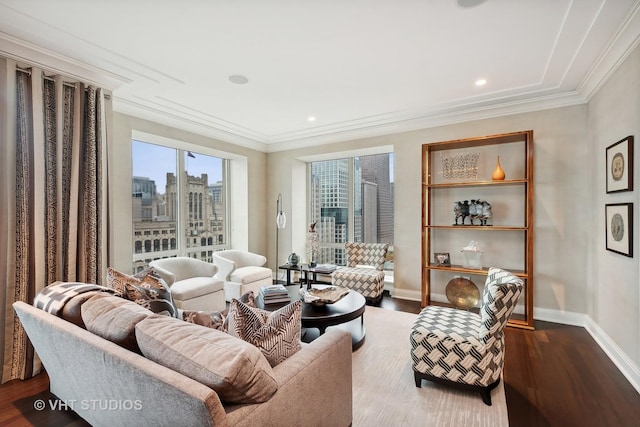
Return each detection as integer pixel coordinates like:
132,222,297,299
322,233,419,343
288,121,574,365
606,136,634,193
605,203,633,257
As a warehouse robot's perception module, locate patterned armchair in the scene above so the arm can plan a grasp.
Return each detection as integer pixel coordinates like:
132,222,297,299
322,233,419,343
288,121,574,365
409,267,523,405
331,242,389,304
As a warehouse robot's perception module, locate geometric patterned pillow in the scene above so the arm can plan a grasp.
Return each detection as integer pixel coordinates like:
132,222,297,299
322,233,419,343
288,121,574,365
221,290,257,332
106,267,179,318
226,299,302,367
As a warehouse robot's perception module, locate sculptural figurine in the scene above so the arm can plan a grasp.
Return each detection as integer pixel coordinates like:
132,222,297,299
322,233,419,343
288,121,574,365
454,199,492,225
480,201,492,225
469,199,477,222
453,202,463,225
461,200,470,224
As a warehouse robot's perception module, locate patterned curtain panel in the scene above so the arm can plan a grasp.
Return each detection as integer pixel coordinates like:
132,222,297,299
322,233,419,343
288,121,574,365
1,61,110,383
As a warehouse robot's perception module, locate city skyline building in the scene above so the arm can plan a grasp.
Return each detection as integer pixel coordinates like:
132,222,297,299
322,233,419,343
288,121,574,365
359,153,394,244
310,153,393,266
132,172,225,272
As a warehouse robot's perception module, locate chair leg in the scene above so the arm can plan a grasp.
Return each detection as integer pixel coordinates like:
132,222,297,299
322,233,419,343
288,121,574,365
479,378,501,406
479,388,492,405
414,371,422,388
413,369,500,406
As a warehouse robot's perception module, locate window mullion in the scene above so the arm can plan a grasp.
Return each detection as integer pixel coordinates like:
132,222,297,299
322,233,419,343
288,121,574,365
348,158,355,242
177,149,187,256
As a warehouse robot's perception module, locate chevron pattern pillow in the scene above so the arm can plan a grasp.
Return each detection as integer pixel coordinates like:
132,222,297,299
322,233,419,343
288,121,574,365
345,242,389,270
227,299,302,367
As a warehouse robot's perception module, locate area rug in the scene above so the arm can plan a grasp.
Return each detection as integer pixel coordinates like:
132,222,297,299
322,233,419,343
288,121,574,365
351,306,509,426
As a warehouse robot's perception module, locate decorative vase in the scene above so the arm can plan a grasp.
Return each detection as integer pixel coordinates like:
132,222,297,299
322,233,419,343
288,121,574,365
287,253,299,266
491,156,505,180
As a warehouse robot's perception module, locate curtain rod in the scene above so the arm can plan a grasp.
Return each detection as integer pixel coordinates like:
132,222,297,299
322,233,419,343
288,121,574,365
16,66,111,98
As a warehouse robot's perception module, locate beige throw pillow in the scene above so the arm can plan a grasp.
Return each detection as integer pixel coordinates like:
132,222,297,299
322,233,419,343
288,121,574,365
135,315,278,404
227,299,302,367
81,294,153,353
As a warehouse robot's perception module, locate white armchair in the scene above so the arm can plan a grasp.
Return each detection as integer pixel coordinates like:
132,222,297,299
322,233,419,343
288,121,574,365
212,250,273,301
149,257,225,312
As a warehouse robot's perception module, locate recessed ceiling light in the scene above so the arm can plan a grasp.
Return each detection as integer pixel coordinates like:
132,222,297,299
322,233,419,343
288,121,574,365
228,74,249,84
475,79,487,86
307,116,316,122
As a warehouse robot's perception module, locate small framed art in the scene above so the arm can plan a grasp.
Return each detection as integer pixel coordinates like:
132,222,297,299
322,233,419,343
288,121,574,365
606,136,634,193
433,252,451,266
605,203,633,257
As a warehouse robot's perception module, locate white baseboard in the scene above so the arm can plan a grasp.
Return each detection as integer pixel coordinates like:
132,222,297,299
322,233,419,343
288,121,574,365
583,317,640,395
389,287,421,301
387,286,640,395
532,307,587,327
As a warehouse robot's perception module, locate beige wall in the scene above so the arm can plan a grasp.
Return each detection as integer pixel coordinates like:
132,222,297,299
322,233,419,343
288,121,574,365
268,105,590,315
588,44,640,367
109,113,268,273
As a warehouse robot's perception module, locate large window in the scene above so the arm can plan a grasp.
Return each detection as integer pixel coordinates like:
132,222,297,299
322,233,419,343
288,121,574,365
132,140,228,272
309,153,394,268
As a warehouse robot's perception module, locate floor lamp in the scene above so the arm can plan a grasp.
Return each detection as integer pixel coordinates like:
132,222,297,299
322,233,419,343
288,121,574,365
275,193,286,283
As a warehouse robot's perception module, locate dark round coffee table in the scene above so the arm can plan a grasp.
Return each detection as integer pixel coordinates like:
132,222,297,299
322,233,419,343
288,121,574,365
258,285,366,350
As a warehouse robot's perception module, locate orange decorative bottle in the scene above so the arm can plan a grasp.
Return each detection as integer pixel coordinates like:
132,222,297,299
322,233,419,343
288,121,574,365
492,156,505,180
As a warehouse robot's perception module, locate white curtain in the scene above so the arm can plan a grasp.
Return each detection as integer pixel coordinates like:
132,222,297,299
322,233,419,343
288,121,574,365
0,57,110,382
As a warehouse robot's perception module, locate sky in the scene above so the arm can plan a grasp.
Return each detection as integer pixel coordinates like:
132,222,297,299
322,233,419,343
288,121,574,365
132,140,223,192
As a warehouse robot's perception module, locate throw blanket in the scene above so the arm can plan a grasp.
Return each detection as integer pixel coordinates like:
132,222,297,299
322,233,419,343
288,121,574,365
34,282,117,316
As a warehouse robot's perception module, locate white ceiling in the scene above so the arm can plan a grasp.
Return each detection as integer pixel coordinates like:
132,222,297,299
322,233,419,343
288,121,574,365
0,0,639,152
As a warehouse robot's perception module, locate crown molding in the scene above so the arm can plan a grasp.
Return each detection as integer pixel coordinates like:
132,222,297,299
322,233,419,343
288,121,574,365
0,32,129,90
265,91,587,153
579,0,640,101
114,96,269,153
116,86,587,154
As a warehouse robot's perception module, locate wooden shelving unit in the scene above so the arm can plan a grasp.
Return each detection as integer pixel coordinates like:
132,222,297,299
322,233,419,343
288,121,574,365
422,130,534,329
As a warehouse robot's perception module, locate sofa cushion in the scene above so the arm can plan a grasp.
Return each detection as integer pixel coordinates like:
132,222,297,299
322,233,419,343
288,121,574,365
135,315,278,404
81,294,153,353
170,276,224,300
227,299,302,367
61,290,115,328
106,267,179,318
230,266,272,285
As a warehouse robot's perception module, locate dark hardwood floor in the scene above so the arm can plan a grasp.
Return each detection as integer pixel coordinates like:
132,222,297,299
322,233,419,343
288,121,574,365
1,292,639,426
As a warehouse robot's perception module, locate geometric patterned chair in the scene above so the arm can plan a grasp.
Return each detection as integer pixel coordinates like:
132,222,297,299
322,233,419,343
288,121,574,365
409,267,524,405
331,242,389,304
